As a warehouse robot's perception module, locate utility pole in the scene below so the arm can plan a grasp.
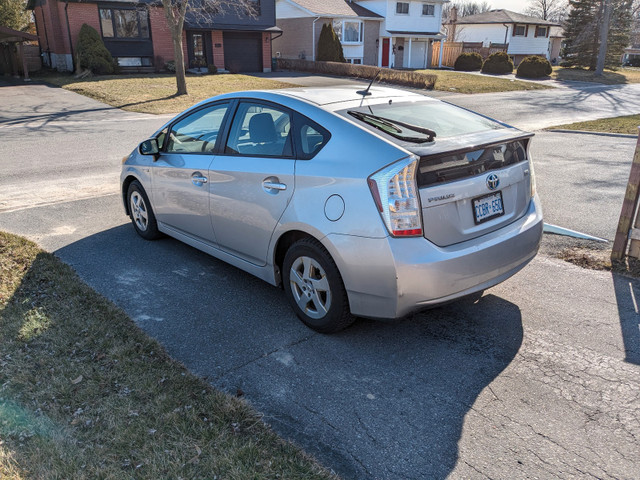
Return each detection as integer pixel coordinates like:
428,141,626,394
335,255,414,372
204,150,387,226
595,0,613,75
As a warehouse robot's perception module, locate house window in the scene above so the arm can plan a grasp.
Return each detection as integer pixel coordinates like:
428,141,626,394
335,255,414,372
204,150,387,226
332,20,364,44
99,7,149,39
422,4,435,16
535,26,548,37
513,24,527,37
346,58,363,64
396,2,409,14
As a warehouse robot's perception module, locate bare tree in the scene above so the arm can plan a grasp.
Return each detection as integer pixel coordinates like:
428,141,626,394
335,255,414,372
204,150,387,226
442,1,492,22
524,0,568,21
632,0,640,45
160,0,257,96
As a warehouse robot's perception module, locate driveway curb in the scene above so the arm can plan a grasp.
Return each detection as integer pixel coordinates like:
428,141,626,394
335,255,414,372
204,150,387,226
546,129,638,138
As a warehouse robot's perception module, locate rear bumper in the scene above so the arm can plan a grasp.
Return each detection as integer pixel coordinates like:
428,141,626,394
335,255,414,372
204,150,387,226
325,196,543,319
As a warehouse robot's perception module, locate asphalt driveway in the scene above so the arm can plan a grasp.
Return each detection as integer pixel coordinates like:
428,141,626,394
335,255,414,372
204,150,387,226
1,79,639,479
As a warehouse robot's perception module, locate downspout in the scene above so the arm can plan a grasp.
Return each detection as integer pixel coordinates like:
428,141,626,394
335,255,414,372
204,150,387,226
64,1,75,72
503,23,509,46
312,17,320,61
39,6,51,66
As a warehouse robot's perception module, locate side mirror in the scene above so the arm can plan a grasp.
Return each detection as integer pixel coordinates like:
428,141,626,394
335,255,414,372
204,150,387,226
139,138,159,156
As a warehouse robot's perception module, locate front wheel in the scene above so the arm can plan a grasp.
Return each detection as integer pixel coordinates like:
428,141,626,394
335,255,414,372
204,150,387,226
282,238,354,333
127,181,161,240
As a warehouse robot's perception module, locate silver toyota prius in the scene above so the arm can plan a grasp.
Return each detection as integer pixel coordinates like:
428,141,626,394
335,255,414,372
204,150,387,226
121,86,543,333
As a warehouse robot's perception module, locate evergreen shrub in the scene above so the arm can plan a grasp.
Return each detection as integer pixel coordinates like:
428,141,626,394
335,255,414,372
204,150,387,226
517,55,552,78
481,51,514,74
77,24,115,74
317,23,345,62
454,52,483,71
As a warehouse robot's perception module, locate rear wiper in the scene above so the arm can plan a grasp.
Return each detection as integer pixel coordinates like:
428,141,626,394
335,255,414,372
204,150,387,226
347,111,436,143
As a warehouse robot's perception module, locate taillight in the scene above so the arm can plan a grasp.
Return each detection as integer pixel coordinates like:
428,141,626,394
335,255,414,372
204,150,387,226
368,156,423,237
529,156,537,197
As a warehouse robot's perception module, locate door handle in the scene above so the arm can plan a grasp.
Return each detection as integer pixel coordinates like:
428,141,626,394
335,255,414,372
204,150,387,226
262,180,287,191
191,172,208,186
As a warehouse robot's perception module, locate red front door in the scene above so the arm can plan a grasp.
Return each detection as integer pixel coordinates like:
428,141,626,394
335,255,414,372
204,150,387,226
382,38,390,67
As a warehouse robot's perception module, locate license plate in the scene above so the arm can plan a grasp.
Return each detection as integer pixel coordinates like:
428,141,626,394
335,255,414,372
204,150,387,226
473,191,504,224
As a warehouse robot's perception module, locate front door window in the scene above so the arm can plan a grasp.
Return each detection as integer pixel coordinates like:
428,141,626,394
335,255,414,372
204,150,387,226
189,32,207,68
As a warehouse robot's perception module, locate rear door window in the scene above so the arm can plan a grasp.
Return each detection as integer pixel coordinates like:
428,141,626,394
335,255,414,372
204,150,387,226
225,102,293,157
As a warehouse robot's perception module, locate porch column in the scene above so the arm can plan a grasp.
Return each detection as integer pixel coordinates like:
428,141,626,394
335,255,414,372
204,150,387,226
17,42,30,81
407,38,412,69
438,38,444,68
389,36,393,68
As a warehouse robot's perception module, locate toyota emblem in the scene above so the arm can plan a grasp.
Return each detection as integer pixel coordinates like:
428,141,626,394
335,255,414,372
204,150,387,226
486,174,500,191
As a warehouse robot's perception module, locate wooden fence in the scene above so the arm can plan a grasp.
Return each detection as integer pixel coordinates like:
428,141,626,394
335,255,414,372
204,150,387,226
431,42,509,68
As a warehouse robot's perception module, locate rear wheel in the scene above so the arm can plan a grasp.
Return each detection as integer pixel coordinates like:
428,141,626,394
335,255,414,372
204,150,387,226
283,238,353,333
127,181,161,240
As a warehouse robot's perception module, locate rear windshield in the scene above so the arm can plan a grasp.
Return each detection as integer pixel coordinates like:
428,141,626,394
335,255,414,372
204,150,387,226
340,100,503,141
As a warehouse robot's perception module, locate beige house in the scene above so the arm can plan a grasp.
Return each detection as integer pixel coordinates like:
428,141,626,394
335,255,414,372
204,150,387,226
273,0,383,65
274,0,448,68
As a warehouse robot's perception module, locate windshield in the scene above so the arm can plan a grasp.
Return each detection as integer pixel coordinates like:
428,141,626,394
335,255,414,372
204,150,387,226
342,100,503,141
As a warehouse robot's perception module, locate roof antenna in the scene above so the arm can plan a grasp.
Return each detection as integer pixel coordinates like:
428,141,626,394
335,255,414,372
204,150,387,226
356,70,381,98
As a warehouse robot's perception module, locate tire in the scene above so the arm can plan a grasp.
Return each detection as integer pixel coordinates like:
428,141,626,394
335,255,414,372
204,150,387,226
127,181,161,240
282,238,354,333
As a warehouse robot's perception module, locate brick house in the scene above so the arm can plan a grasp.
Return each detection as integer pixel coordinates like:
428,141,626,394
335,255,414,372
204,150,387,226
28,0,279,73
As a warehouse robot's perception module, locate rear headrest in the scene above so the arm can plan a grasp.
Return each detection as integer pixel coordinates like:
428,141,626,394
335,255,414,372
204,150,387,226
249,113,277,143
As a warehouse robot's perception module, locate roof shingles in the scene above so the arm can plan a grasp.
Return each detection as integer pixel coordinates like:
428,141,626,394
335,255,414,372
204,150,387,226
291,0,382,18
453,9,559,26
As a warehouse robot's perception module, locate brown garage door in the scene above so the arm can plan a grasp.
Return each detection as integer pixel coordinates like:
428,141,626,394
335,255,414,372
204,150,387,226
223,32,262,73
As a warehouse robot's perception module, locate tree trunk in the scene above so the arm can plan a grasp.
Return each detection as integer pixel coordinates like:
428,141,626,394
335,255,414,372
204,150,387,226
172,33,188,95
162,1,189,96
595,0,613,75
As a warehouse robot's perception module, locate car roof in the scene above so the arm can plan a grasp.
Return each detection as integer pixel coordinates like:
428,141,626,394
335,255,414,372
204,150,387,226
276,85,427,106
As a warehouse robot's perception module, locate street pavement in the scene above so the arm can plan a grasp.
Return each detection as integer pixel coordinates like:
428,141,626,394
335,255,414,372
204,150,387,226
1,78,639,479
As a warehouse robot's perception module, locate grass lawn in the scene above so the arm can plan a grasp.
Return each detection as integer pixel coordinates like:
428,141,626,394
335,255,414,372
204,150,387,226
552,66,640,85
0,231,336,479
38,73,298,114
416,69,552,94
551,115,640,135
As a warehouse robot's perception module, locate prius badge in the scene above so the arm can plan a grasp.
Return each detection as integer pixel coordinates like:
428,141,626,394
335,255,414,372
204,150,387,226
486,174,500,191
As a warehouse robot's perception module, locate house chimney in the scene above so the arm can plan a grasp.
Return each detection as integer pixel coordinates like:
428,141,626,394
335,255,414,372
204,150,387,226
451,6,458,23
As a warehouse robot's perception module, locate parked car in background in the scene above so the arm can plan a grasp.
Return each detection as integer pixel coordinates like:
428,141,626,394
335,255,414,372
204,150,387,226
121,86,543,333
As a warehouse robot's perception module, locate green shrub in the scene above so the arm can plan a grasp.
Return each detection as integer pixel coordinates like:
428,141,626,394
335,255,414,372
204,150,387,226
207,64,217,74
165,60,176,72
629,57,640,67
481,51,514,74
517,55,552,78
317,23,345,63
76,24,115,74
454,52,483,71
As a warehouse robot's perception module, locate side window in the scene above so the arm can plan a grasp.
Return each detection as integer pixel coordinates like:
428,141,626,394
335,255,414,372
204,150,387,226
225,102,293,157
296,116,330,160
165,103,229,154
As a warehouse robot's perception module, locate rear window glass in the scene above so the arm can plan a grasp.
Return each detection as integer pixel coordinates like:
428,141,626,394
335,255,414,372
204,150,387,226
341,100,503,140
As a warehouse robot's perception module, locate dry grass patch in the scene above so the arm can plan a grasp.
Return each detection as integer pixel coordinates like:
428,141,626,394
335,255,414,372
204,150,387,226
552,66,640,85
555,246,640,278
0,231,337,479
39,73,298,114
416,70,552,94
550,115,640,135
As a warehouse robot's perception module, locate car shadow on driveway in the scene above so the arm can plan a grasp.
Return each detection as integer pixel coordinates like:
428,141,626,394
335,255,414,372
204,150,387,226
56,225,524,479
